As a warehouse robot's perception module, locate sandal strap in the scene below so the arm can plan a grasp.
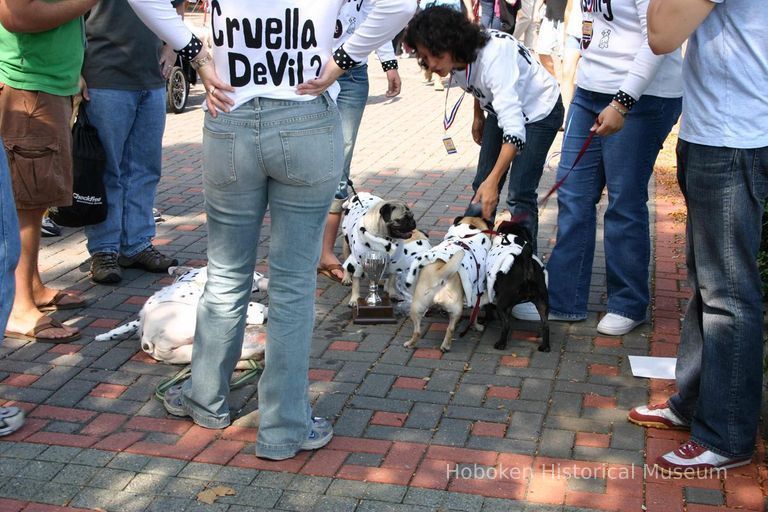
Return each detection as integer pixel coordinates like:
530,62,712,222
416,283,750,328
32,316,63,335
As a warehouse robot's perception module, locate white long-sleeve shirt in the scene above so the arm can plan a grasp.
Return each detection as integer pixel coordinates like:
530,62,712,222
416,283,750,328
451,30,560,151
334,0,398,70
576,0,682,100
127,0,415,108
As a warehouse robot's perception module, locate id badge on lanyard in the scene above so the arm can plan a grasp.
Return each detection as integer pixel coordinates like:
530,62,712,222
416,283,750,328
442,64,472,155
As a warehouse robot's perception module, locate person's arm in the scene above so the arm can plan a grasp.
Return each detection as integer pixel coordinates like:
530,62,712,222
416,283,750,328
592,0,675,136
375,41,402,97
474,143,518,219
472,98,485,145
0,0,97,33
127,0,233,115
297,0,416,96
647,0,714,55
471,42,527,219
173,0,184,17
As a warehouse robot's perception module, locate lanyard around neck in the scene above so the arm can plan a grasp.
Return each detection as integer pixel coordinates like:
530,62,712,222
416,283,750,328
443,63,472,132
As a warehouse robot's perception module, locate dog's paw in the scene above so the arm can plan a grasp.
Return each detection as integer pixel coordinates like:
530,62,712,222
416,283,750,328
493,341,508,351
348,296,359,308
537,344,551,353
439,344,451,353
474,323,485,333
403,340,416,349
341,274,353,286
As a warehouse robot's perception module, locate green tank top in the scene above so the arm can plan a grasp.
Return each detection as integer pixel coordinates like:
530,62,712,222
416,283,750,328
0,17,85,96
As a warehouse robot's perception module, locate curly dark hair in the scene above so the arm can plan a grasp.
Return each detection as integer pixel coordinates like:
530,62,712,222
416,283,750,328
404,6,490,69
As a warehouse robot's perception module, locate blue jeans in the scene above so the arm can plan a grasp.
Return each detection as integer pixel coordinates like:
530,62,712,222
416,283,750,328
546,88,681,320
180,95,342,460
0,141,19,335
84,88,166,257
480,0,503,29
466,98,564,251
333,64,369,204
668,141,768,459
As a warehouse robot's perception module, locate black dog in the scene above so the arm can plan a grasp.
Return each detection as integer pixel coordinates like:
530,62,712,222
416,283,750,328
487,220,550,352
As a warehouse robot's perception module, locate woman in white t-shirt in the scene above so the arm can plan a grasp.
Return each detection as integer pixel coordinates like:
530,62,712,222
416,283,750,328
405,6,563,249
518,0,683,337
127,0,415,461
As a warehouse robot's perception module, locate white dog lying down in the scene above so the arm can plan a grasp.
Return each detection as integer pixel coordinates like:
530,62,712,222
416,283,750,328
95,266,268,365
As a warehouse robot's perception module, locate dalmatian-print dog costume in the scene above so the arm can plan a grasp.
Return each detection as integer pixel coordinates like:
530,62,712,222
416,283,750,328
485,232,547,303
406,222,491,307
389,234,433,302
94,267,267,365
341,192,404,279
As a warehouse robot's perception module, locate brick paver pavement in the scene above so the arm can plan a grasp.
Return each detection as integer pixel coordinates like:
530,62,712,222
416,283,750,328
1,17,766,511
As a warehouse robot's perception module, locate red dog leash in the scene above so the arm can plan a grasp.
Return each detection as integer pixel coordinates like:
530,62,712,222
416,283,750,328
460,130,596,335
469,129,597,224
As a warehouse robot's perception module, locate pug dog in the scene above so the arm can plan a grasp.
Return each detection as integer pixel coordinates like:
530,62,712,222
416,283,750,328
486,211,550,352
387,229,432,303
403,216,491,352
341,192,417,307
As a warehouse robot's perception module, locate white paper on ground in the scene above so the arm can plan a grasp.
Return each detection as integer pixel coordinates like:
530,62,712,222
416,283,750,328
628,356,676,379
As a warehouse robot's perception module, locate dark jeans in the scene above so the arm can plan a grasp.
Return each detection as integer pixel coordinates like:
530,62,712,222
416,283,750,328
546,88,682,321
466,97,564,252
669,141,768,458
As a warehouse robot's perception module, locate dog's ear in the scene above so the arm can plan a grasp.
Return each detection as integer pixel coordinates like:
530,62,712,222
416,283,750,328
452,216,464,226
380,203,395,223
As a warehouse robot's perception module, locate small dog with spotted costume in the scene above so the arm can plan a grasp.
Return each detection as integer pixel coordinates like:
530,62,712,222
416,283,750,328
486,211,550,352
341,192,417,306
404,216,491,352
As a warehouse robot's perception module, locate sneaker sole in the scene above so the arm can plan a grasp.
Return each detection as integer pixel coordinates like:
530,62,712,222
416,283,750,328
300,432,333,452
162,397,189,418
655,457,751,476
92,274,122,284
118,260,179,272
597,322,642,336
627,416,689,430
514,314,582,322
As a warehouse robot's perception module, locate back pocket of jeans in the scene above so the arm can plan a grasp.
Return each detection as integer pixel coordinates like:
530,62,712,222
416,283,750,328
3,136,63,205
202,128,236,186
279,126,335,186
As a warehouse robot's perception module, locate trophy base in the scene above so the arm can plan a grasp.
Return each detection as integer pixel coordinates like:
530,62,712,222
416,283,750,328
353,295,398,325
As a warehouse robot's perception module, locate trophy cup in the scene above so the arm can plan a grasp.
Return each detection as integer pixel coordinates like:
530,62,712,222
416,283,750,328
353,250,397,324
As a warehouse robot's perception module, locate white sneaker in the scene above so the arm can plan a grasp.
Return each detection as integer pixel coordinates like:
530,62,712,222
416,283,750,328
511,302,577,322
597,313,643,336
0,406,25,436
512,302,541,321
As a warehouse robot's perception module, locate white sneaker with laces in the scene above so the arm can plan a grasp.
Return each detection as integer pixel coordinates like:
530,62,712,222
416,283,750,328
656,440,751,475
596,313,643,336
511,302,579,322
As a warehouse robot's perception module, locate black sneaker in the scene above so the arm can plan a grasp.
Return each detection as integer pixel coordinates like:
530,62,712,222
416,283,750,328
91,252,122,284
118,245,178,273
41,216,62,237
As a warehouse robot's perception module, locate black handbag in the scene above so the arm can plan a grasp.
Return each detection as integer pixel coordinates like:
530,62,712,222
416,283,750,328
49,103,107,227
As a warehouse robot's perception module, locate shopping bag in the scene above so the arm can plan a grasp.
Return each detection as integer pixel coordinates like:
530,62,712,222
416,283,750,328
48,103,107,227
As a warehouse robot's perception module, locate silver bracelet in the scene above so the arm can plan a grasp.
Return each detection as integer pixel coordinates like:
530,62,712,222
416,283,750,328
608,102,628,118
190,50,213,71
